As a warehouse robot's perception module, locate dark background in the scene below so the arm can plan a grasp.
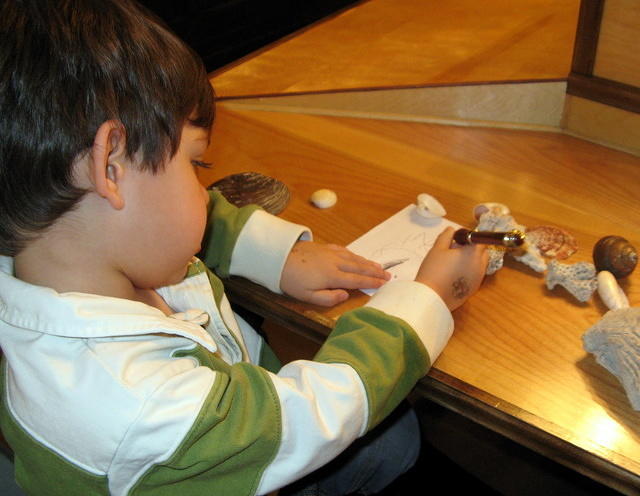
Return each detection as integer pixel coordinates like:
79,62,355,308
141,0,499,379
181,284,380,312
138,0,359,72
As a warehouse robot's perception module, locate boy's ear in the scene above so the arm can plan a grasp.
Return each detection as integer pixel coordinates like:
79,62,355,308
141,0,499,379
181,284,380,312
90,120,127,210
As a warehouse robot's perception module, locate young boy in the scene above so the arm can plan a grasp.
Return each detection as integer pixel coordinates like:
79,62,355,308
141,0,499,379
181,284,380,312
0,1,488,495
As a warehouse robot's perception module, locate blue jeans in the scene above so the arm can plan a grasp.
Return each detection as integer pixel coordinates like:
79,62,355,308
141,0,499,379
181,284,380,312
280,402,420,496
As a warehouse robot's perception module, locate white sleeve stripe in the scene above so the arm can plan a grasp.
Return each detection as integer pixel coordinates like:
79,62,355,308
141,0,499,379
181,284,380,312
365,280,454,363
256,362,368,494
229,210,311,294
110,368,216,495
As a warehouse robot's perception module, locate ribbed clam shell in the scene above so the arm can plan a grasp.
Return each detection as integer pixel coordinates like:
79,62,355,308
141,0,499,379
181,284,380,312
209,172,290,215
526,225,577,260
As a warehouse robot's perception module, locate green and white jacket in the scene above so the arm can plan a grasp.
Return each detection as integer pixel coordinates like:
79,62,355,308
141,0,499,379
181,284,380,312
0,191,453,495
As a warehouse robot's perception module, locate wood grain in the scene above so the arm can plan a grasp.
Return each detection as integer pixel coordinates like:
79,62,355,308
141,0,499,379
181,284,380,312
567,73,640,115
594,0,640,87
199,105,640,492
211,0,581,98
565,94,640,156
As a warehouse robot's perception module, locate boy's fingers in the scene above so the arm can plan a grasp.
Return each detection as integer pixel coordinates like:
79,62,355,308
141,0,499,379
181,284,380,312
477,245,490,269
332,272,388,290
337,260,390,279
308,289,349,307
336,249,384,269
432,226,455,250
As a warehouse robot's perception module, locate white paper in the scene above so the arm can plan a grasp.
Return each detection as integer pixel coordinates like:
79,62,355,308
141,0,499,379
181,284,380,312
347,205,460,294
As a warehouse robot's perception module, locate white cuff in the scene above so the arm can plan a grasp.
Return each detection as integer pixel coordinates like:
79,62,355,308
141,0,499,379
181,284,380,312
365,280,454,363
229,210,312,293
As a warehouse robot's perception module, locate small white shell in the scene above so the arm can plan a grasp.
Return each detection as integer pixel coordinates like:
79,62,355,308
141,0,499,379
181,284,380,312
597,270,630,310
473,202,510,220
310,189,337,208
416,193,446,218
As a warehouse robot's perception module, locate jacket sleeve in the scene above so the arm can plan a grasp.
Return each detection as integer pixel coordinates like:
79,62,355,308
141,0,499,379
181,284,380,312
199,190,310,293
128,285,450,496
255,280,452,494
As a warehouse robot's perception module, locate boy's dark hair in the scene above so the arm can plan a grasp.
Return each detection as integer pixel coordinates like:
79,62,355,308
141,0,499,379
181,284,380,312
0,0,215,256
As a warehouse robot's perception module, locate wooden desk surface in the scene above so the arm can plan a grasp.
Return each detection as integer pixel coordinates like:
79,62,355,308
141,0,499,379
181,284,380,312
211,0,580,98
199,105,640,493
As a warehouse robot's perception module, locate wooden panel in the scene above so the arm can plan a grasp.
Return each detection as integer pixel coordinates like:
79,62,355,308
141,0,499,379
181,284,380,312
222,81,567,130
593,0,640,87
570,0,604,75
564,94,640,155
567,73,640,115
199,106,640,491
211,0,581,98
566,0,640,130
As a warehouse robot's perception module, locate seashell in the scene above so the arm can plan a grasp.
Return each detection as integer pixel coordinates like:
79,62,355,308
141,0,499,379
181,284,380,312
593,235,638,279
473,202,510,220
526,225,578,260
310,189,337,209
210,171,290,215
596,270,630,310
470,202,552,274
416,193,446,218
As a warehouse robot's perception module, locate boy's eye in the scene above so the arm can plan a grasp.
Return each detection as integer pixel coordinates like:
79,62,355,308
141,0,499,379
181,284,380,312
192,160,213,169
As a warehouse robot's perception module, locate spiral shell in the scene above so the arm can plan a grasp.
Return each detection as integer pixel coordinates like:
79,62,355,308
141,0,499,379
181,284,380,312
592,235,638,279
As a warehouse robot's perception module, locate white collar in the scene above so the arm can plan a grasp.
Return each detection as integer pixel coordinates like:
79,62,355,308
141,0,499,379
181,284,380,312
0,256,217,352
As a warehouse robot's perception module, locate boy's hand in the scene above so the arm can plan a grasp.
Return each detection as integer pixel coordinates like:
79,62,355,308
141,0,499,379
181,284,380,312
280,241,391,306
415,227,489,311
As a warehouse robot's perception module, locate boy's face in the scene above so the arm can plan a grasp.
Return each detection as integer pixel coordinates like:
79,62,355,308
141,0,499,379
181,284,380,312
117,123,211,289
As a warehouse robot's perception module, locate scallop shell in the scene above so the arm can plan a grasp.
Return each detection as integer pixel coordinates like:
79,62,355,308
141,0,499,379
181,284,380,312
593,235,638,279
209,172,290,215
416,193,446,218
526,225,578,260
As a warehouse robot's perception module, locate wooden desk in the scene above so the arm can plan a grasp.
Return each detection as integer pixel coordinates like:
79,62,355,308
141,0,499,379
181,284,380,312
199,105,640,494
211,0,580,98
